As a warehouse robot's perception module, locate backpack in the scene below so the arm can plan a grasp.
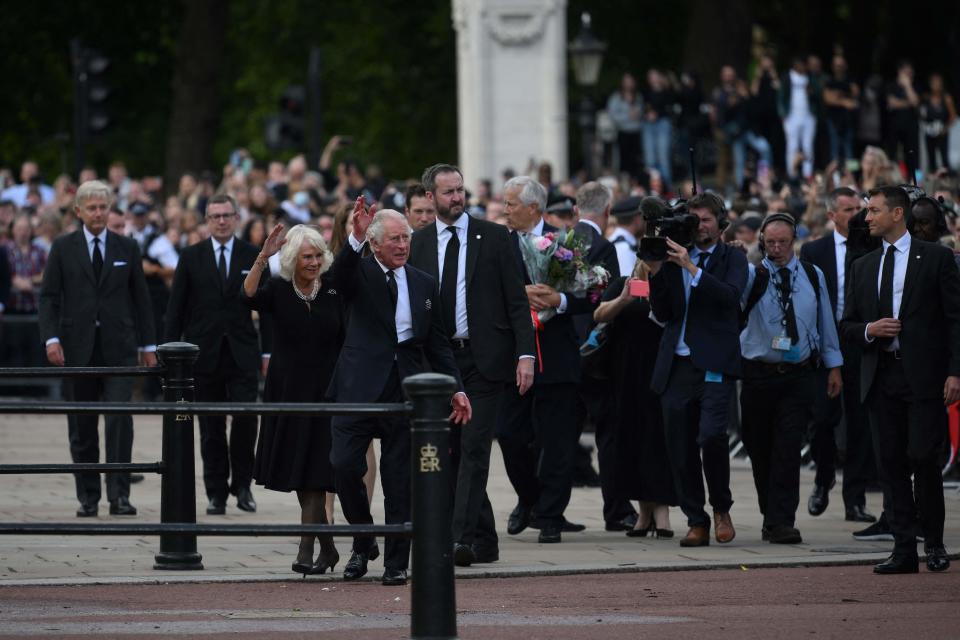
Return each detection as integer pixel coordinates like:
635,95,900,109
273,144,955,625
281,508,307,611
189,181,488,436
740,261,821,332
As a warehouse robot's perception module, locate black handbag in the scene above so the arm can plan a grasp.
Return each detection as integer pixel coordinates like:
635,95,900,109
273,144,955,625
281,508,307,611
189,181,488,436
580,322,612,380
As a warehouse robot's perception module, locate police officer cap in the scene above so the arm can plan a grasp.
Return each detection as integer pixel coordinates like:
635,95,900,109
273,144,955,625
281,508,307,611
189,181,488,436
545,195,575,215
611,196,643,219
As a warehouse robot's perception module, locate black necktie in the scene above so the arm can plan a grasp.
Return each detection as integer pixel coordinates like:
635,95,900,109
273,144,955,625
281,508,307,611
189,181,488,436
697,252,709,269
92,237,103,281
778,267,800,343
386,270,398,311
878,245,895,347
218,245,228,285
440,226,460,337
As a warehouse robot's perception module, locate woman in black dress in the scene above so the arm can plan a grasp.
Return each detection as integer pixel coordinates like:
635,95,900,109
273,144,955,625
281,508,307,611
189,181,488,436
593,262,677,538
243,223,344,575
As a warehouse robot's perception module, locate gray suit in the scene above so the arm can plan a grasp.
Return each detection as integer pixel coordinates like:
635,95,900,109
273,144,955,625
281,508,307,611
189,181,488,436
39,228,155,506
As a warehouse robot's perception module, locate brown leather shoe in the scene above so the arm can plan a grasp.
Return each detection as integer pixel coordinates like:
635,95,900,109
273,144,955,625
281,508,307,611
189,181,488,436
714,511,736,543
679,526,710,547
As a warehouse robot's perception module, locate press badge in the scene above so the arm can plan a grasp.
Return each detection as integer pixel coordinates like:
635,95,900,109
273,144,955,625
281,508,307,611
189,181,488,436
705,371,723,383
772,336,792,351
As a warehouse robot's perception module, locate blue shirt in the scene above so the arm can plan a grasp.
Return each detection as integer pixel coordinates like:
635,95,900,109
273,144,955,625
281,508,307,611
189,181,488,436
739,255,843,367
674,244,712,356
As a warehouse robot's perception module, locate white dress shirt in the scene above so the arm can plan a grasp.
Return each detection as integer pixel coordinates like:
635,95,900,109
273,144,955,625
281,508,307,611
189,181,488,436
348,234,413,343
869,231,911,351
435,215,469,339
211,236,234,273
833,231,847,321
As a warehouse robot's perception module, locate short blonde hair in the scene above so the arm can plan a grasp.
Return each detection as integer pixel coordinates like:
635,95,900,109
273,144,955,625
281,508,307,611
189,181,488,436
75,180,113,208
278,224,333,281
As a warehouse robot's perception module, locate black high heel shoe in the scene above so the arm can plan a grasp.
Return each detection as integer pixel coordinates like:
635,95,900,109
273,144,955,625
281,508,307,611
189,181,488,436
626,520,655,538
653,527,674,539
292,559,314,576
312,542,340,574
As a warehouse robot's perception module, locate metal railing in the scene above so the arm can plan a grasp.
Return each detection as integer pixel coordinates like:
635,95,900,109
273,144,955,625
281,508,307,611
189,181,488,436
0,342,457,640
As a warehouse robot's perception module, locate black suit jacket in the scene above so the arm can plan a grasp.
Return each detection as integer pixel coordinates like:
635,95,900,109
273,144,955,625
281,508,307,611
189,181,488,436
39,228,155,366
509,220,597,385
164,238,268,376
572,220,620,341
326,244,462,402
409,216,535,383
648,241,748,394
799,232,841,317
840,238,960,401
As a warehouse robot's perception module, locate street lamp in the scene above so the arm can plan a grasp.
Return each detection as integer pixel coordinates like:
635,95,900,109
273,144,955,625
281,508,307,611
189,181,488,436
568,12,606,177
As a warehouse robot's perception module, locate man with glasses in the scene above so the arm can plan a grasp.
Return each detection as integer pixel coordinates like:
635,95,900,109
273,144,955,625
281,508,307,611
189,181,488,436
165,195,270,515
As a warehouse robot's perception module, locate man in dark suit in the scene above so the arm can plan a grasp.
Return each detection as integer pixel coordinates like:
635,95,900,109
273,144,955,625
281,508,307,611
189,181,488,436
569,182,637,531
39,180,156,517
164,194,267,515
328,203,471,586
840,185,960,574
800,187,877,524
408,164,534,567
496,176,600,544
646,193,748,547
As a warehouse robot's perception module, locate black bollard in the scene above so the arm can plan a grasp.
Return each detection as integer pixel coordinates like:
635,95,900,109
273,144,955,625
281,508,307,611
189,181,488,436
154,342,203,570
403,372,458,640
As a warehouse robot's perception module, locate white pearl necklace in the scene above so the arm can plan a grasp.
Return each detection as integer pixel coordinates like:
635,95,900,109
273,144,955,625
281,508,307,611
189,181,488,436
293,277,320,303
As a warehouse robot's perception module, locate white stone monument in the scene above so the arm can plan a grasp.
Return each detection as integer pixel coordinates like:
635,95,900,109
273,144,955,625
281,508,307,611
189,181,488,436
452,0,568,189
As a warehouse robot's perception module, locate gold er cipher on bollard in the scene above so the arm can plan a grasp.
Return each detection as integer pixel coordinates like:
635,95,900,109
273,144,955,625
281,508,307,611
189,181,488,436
419,443,440,473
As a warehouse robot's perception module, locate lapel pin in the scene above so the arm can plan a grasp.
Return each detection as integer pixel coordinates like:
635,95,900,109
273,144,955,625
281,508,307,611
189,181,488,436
328,289,337,295
476,234,481,239
425,299,432,310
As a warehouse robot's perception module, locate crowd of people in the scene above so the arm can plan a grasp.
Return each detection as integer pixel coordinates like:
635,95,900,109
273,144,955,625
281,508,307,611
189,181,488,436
3,70,960,582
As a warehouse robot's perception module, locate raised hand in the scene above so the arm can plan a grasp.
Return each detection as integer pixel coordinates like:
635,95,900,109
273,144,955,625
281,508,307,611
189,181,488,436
351,196,378,242
261,223,287,258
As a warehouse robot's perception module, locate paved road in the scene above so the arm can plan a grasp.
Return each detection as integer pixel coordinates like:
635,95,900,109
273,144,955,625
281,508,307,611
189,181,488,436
0,566,957,638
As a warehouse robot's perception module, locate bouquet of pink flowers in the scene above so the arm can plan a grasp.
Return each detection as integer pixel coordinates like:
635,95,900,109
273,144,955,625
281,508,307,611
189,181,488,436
519,229,611,323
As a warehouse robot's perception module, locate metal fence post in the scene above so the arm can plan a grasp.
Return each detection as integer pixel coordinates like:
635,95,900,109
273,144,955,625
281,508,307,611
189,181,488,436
403,372,458,640
154,342,203,570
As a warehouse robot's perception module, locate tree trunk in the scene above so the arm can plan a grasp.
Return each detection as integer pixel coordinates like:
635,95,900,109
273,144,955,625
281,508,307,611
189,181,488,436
163,0,228,197
681,0,753,92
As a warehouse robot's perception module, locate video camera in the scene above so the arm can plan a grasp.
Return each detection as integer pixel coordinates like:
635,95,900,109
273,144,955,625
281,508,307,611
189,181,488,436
637,196,700,261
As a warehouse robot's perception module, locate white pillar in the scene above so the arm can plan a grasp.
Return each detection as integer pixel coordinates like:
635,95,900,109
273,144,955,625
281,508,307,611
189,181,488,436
453,0,569,190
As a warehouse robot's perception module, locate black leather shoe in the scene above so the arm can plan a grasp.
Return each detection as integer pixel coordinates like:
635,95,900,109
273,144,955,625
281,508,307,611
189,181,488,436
874,553,919,574
924,545,950,572
538,524,562,544
109,497,137,516
343,544,380,581
507,503,531,535
605,514,638,531
561,518,586,533
454,543,475,567
765,524,802,544
807,481,833,516
236,487,256,513
382,567,407,586
845,505,877,523
206,497,226,515
76,502,98,518
472,545,499,564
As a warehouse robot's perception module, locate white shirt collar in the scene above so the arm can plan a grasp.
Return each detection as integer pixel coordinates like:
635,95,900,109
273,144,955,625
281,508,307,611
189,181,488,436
579,218,603,236
212,236,234,253
883,231,911,254
833,230,847,246
373,255,403,278
82,225,107,246
436,213,469,236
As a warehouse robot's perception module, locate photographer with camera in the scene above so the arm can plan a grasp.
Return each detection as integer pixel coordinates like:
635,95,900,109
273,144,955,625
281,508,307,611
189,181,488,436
740,213,843,544
645,192,748,547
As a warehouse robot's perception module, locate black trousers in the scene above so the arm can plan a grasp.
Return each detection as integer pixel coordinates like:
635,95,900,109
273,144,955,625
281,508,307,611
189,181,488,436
809,341,876,508
66,330,134,505
331,366,411,571
195,341,258,500
868,354,946,556
449,346,501,550
497,381,578,527
741,366,815,527
659,358,734,528
588,380,636,523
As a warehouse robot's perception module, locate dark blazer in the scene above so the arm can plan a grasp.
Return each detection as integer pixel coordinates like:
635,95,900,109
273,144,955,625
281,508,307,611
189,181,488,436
326,244,462,403
840,238,960,401
648,240,748,394
509,220,598,385
408,216,535,383
164,238,268,376
39,228,155,366
799,231,840,317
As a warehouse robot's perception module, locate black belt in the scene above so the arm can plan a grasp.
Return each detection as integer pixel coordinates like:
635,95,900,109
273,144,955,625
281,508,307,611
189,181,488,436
743,358,813,376
450,338,470,350
879,349,903,362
